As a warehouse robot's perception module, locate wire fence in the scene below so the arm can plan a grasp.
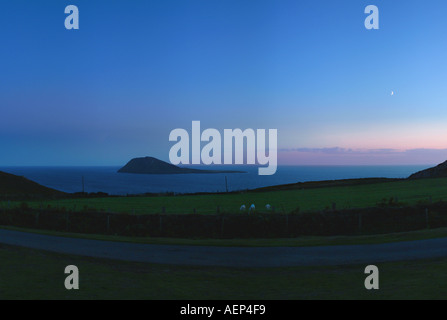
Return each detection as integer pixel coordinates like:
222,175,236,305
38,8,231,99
1,202,447,238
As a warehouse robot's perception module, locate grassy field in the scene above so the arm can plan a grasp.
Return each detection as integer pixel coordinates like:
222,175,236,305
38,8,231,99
6,177,447,215
1,244,447,299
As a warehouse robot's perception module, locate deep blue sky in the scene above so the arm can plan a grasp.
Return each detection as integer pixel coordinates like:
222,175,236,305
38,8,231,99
1,0,447,165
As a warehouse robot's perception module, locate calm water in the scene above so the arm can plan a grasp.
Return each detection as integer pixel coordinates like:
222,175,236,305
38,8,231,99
0,165,431,195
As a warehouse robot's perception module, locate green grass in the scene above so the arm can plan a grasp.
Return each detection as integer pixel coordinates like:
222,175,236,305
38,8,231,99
3,225,447,247
1,244,447,299
6,177,447,215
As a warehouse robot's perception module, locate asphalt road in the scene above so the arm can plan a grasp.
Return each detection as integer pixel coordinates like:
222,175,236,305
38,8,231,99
1,229,446,267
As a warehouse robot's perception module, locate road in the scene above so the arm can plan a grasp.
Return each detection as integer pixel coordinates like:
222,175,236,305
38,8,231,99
1,229,446,267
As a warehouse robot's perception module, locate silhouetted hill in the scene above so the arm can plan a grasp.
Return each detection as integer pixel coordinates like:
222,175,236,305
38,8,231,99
118,157,245,174
0,171,66,199
409,161,447,179
253,177,401,192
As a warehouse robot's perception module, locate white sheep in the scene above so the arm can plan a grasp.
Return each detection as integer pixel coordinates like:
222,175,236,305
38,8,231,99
249,204,255,213
240,205,246,212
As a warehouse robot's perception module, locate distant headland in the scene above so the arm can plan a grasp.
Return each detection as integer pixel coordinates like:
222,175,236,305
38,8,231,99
0,171,65,199
409,160,447,179
117,157,246,174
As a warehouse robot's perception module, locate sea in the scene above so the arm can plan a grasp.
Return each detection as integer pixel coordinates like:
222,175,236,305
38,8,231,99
0,165,431,196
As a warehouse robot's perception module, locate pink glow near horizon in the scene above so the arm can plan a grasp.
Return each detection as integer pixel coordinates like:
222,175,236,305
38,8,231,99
278,148,447,166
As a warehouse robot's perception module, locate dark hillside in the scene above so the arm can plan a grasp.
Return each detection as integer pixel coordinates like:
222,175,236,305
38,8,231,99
0,171,65,199
409,161,447,179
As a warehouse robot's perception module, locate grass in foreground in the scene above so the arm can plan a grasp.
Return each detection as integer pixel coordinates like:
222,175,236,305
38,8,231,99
6,177,447,215
2,225,447,247
1,244,447,299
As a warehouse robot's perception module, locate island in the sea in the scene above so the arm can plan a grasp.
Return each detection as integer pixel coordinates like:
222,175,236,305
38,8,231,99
117,157,246,174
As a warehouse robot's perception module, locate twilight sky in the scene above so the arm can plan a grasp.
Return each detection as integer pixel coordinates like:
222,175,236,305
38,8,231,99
1,0,447,166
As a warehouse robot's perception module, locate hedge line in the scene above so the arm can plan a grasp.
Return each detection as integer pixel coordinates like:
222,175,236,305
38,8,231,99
1,203,447,238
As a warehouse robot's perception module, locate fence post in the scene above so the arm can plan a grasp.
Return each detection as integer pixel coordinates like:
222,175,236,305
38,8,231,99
65,212,69,230
35,212,39,226
221,216,225,238
359,212,362,234
159,216,163,235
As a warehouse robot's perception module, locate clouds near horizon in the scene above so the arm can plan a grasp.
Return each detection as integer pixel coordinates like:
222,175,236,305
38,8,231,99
279,148,447,165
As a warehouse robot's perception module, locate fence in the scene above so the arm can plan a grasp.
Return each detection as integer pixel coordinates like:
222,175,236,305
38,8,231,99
1,202,447,238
